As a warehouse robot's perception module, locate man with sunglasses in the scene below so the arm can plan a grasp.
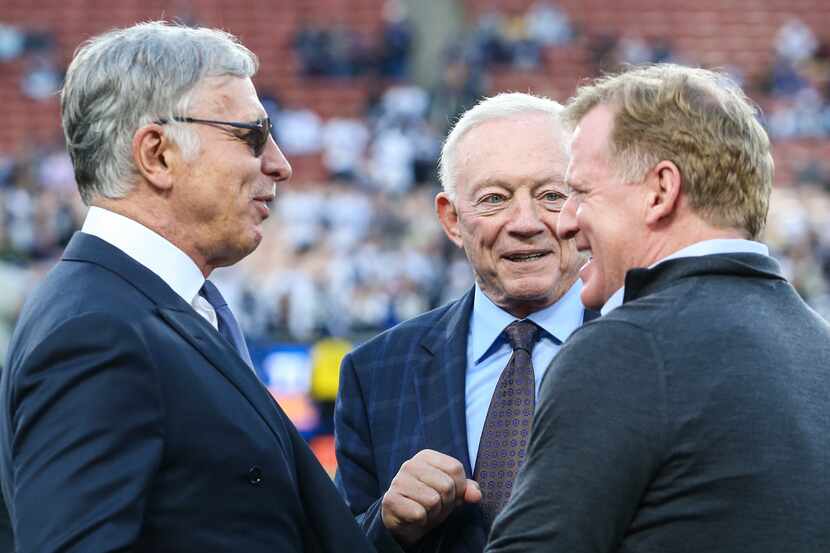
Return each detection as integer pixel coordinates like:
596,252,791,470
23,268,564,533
0,21,377,553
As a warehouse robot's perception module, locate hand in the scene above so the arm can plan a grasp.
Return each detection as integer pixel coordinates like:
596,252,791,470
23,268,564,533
381,449,482,546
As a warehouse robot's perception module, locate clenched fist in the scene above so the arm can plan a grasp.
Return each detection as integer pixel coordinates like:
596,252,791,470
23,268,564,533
381,449,482,546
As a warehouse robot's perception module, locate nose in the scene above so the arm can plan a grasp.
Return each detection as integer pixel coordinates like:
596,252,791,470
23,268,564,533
556,195,578,240
506,193,545,237
262,135,293,182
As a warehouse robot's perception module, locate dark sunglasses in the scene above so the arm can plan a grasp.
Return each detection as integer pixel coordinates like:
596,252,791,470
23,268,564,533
156,116,272,157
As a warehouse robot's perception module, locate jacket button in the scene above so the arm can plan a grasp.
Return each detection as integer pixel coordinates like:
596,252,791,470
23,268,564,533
248,466,263,485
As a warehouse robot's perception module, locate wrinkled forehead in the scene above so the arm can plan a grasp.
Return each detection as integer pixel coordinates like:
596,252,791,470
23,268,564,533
189,76,265,119
460,115,568,168
456,114,570,190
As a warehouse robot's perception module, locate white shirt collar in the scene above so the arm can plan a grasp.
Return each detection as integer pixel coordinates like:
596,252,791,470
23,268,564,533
471,279,584,363
81,206,205,304
601,238,770,316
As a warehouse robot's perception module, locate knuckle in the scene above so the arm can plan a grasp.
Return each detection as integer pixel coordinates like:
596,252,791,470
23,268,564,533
382,491,398,510
424,490,442,510
409,507,428,525
447,459,464,476
436,479,454,498
401,458,421,475
385,481,407,500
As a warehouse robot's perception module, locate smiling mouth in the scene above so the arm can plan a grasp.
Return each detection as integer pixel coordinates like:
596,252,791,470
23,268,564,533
504,252,550,262
252,199,271,219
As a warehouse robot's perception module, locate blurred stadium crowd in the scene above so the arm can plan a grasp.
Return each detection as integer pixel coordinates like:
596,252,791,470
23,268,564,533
1,2,829,416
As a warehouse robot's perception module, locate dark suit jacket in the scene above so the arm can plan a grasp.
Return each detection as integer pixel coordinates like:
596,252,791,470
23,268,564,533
335,288,594,553
488,253,830,553
0,232,375,553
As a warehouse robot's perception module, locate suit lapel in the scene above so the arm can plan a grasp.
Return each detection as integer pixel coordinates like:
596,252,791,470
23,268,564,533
583,308,601,323
63,232,290,451
157,306,290,452
416,289,488,552
416,288,475,476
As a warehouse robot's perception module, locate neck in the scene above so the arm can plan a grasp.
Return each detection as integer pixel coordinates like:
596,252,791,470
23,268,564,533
92,197,213,277
636,216,748,270
491,271,579,320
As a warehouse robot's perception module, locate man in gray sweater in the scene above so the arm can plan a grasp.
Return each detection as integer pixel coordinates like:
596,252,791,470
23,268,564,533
486,64,830,552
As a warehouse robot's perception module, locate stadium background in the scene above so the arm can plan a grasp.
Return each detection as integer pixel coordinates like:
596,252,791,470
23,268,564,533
1,0,828,473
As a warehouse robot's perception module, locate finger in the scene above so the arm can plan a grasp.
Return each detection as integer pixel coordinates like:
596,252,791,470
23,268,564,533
415,450,468,500
417,449,467,479
462,478,482,504
396,469,451,521
413,465,464,508
401,454,461,508
382,490,430,529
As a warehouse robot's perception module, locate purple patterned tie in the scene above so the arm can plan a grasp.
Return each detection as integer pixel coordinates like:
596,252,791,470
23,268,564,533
474,320,541,524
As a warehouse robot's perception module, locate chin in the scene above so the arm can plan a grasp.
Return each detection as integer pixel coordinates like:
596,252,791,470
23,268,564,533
503,285,558,308
216,240,259,268
241,225,264,252
579,287,605,311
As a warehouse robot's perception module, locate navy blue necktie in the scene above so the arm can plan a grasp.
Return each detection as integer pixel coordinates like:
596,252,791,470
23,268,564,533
199,280,254,369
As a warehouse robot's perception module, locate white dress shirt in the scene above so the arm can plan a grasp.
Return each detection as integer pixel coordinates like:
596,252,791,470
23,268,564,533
81,206,217,329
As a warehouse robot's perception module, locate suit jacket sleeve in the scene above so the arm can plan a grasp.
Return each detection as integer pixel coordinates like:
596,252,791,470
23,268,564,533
334,352,404,553
486,320,667,553
7,313,165,553
281,399,377,553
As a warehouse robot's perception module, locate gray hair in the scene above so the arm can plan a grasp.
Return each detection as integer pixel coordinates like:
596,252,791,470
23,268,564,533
61,21,259,205
438,92,567,201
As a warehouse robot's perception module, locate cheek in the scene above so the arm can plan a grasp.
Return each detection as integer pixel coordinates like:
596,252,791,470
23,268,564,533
557,239,580,268
576,203,603,243
461,218,495,250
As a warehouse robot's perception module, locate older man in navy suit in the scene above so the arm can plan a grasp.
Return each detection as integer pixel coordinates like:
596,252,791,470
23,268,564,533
335,93,595,553
0,21,376,553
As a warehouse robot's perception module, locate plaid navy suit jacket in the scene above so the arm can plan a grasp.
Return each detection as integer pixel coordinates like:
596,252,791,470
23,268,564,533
335,288,484,553
335,288,597,553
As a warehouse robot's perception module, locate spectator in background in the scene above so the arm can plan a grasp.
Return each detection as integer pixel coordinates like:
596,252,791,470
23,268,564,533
776,18,818,65
274,101,323,156
487,63,830,553
525,1,572,48
293,21,369,78
0,21,375,553
764,19,830,140
430,45,486,135
378,0,413,79
3,3,830,356
322,117,370,181
335,92,596,553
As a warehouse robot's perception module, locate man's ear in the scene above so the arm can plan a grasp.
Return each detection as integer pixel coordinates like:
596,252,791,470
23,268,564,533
435,192,464,248
644,160,682,226
132,124,177,192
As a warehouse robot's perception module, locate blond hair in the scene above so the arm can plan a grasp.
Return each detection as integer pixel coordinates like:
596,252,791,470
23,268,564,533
563,64,773,239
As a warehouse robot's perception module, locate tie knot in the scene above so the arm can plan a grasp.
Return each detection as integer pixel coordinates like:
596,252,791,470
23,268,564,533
504,320,540,353
199,280,228,310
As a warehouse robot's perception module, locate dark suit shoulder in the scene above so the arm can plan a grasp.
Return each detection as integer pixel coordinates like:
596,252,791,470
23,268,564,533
8,259,158,367
20,256,156,319
555,316,660,377
348,296,465,360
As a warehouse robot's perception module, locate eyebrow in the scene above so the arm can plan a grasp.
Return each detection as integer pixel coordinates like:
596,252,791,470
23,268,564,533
471,175,567,192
